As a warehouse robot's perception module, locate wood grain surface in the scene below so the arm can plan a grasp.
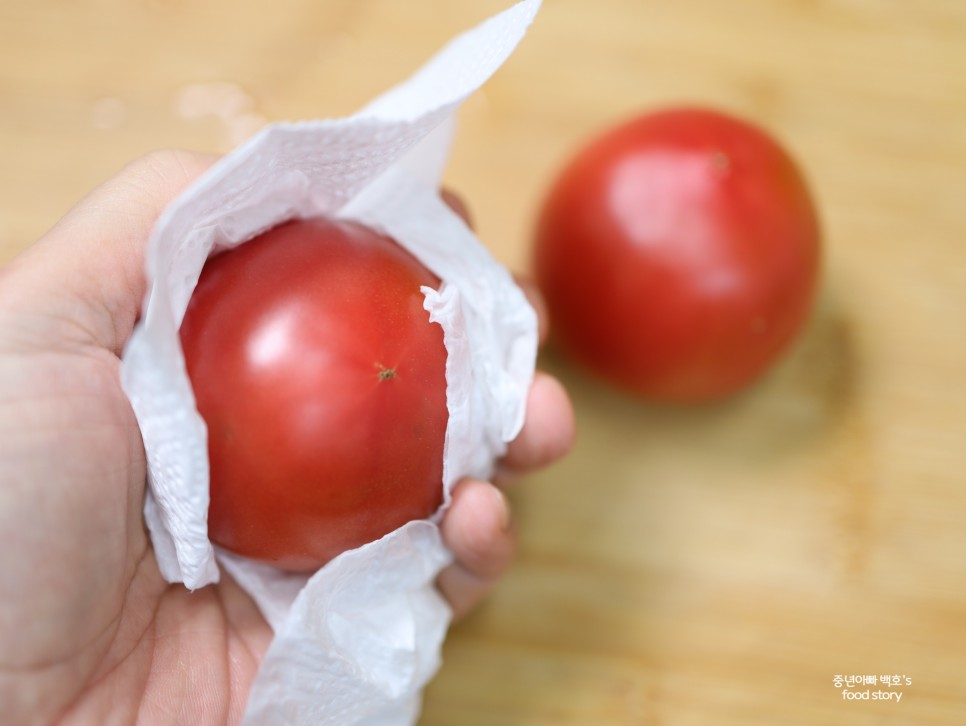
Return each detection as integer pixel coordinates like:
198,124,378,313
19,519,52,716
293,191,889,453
3,1,965,723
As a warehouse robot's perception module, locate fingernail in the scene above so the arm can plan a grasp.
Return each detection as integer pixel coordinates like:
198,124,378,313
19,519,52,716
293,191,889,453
490,485,511,532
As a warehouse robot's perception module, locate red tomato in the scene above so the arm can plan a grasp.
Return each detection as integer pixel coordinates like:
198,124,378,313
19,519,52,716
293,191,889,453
534,107,821,402
180,218,448,571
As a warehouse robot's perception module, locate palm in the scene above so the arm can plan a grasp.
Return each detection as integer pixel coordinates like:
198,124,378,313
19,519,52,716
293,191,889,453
0,327,271,724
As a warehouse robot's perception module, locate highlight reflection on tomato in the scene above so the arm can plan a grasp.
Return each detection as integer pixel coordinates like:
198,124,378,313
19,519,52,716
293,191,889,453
535,107,821,402
180,217,449,571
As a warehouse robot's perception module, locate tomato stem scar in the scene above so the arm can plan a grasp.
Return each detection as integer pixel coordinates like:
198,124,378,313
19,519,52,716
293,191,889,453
376,363,397,381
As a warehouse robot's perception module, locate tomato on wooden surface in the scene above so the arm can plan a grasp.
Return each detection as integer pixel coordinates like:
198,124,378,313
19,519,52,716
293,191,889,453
534,107,821,402
180,217,449,571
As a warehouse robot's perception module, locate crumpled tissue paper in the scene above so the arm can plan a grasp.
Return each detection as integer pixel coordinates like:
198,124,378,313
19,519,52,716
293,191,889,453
118,1,542,723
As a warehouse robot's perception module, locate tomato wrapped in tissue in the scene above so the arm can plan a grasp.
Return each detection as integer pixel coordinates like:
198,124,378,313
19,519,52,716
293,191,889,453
119,2,541,724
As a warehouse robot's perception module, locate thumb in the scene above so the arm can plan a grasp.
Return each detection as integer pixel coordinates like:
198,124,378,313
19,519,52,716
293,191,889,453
0,150,217,355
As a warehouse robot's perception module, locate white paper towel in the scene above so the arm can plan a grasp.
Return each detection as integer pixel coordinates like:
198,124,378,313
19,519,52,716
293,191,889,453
119,1,541,723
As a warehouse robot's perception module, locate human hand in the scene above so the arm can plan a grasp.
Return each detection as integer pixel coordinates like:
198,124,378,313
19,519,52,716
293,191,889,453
0,150,575,723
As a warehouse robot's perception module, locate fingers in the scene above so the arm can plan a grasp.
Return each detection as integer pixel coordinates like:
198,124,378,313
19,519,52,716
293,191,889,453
496,370,576,487
444,186,573,480
514,274,550,347
440,188,473,228
5,150,218,353
437,479,515,621
437,373,575,616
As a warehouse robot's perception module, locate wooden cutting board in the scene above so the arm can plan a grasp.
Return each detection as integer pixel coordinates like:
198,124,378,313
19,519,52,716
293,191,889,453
2,1,964,723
